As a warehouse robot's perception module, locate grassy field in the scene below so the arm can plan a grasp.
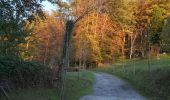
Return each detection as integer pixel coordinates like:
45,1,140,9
1,71,94,100
95,55,170,100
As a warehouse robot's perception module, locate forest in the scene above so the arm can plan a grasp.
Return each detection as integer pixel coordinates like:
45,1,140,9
0,0,170,100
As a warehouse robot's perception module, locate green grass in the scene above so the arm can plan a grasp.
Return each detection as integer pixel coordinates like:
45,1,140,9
95,57,170,100
64,71,94,100
1,71,94,100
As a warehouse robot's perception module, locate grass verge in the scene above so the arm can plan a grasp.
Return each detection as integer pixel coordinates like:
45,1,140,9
95,58,170,100
1,71,94,100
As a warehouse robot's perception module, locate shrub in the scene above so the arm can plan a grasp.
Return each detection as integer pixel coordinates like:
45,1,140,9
0,56,54,88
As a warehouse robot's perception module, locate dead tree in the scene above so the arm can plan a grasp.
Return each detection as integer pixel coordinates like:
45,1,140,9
57,1,106,100
58,20,74,100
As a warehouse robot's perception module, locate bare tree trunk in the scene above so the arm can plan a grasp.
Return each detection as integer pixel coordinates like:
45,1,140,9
122,32,125,59
44,35,50,65
130,31,138,60
58,20,74,76
142,50,145,58
148,42,151,75
58,20,74,100
130,34,133,60
83,56,86,69
79,58,82,68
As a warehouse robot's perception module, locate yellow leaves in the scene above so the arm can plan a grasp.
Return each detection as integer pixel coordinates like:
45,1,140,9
25,11,65,63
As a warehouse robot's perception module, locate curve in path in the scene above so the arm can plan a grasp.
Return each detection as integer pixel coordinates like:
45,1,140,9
80,73,147,100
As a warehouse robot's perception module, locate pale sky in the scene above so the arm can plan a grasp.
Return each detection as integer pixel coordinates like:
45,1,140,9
42,0,68,12
42,1,57,12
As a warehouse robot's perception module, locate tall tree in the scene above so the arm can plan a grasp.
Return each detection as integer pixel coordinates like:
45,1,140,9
161,17,170,53
30,12,64,66
148,5,165,57
0,0,46,57
106,0,136,59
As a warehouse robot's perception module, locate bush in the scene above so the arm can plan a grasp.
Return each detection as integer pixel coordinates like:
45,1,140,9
0,56,54,88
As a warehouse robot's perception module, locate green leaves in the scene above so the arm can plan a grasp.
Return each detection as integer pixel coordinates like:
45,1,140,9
161,17,170,52
149,5,165,45
0,56,53,88
0,0,47,57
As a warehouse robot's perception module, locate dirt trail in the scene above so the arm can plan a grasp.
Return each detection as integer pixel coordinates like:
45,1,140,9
80,73,147,100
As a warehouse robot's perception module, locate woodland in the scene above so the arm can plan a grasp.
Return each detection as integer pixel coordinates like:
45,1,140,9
0,0,170,100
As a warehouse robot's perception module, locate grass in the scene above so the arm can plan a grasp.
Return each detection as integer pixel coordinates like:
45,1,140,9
64,71,94,100
95,56,170,100
1,70,94,100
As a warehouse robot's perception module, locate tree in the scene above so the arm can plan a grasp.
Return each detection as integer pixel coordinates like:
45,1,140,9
106,0,136,59
71,0,122,67
148,5,165,58
161,17,170,53
0,0,46,58
30,12,64,67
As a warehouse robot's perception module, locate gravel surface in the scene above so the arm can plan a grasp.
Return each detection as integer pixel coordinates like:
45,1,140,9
80,73,147,100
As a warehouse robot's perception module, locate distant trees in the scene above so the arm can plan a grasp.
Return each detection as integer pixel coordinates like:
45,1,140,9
70,0,117,67
161,17,170,53
148,5,165,58
32,12,64,67
106,0,170,59
106,0,137,60
67,0,170,67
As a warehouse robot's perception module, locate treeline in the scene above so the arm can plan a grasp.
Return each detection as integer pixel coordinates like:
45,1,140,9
1,0,170,68
27,0,170,68
69,0,170,66
33,0,170,67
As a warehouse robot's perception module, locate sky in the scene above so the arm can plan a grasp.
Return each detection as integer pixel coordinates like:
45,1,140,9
42,1,57,12
42,0,68,12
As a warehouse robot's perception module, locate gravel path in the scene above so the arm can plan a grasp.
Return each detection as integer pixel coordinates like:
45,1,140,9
80,73,147,100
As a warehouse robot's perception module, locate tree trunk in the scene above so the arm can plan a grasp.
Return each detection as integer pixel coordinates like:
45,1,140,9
130,34,133,60
130,31,138,60
58,20,74,77
58,20,74,100
150,43,160,59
